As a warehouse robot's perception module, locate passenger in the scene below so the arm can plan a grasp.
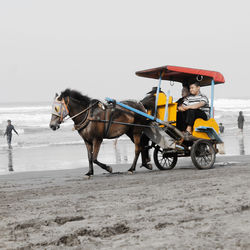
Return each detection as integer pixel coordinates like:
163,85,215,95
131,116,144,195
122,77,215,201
176,86,190,131
178,82,209,135
176,86,190,106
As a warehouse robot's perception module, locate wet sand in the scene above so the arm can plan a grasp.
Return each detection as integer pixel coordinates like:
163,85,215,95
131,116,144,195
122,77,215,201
1,155,250,249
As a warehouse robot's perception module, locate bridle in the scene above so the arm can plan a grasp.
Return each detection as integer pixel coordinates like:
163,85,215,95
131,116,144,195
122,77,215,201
51,96,70,123
51,96,99,128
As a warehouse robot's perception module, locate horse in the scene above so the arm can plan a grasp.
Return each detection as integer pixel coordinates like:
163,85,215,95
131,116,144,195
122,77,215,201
49,89,152,177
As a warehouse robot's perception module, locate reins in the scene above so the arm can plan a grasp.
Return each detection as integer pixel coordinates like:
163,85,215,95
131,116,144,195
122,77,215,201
64,100,99,121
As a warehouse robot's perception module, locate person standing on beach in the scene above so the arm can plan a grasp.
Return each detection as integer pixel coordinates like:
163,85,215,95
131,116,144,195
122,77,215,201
4,120,18,148
238,111,244,132
219,123,224,133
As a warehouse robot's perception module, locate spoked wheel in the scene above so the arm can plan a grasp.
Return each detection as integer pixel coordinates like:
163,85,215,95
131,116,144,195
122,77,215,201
153,146,178,170
191,139,216,170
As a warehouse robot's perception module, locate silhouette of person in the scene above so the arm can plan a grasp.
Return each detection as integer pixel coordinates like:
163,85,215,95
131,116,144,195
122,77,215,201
238,111,244,132
4,120,18,149
219,123,224,133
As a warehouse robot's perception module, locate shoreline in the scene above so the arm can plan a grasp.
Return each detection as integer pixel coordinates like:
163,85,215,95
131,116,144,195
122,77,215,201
0,152,250,180
1,154,250,178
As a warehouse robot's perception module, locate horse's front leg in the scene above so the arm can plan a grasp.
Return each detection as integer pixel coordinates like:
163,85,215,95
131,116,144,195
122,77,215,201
92,139,112,173
84,140,94,177
128,133,142,174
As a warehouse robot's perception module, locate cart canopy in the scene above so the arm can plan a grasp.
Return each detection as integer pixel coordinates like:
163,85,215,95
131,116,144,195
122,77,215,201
136,65,225,87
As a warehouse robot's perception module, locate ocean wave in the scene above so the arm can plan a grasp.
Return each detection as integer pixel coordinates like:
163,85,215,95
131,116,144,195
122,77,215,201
0,106,51,113
0,136,131,150
214,99,250,110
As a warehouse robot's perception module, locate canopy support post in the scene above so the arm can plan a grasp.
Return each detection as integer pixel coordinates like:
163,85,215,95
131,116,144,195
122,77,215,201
164,90,170,121
154,74,162,119
210,79,215,118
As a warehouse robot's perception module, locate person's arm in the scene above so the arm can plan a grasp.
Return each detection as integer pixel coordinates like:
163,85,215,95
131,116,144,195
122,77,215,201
183,101,205,110
178,97,188,112
4,127,7,136
13,127,18,135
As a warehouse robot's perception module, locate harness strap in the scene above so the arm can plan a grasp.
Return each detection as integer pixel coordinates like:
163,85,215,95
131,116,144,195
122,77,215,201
65,101,99,121
73,101,100,132
104,108,114,138
74,109,90,131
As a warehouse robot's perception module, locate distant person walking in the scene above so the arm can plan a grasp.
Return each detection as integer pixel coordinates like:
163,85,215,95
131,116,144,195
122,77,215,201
238,111,244,132
219,123,224,133
4,120,18,148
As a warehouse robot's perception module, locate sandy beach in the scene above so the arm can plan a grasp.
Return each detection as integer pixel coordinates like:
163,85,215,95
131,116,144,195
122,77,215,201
1,155,250,250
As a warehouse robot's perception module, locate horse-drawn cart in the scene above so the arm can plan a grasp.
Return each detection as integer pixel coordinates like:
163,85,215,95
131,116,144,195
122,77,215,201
106,65,225,170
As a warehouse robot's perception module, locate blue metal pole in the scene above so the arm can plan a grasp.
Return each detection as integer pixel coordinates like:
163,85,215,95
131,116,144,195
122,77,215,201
154,74,162,119
164,90,170,121
105,97,167,125
210,79,215,118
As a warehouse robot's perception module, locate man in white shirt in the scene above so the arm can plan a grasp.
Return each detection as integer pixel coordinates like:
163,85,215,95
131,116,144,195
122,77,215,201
178,82,209,135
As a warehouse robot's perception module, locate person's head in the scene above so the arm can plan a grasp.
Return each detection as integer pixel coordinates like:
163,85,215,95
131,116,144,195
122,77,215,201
189,82,200,95
147,87,163,95
181,86,190,98
7,120,11,125
219,123,222,125
239,111,243,115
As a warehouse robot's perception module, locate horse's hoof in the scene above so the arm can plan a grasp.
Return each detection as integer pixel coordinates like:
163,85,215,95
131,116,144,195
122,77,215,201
107,166,113,173
147,163,153,170
140,164,153,170
127,171,133,175
84,175,92,179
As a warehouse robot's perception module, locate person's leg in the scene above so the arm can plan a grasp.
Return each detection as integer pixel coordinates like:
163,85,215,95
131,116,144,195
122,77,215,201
7,135,12,149
176,111,187,131
185,109,207,133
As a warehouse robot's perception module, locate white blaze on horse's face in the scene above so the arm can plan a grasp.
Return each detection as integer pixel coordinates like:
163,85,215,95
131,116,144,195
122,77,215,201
49,94,69,131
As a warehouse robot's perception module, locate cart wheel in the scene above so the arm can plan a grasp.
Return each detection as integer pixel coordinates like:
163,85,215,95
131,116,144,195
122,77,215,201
191,139,216,170
153,146,178,170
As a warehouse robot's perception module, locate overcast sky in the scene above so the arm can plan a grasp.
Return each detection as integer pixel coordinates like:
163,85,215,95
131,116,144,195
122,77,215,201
0,0,250,103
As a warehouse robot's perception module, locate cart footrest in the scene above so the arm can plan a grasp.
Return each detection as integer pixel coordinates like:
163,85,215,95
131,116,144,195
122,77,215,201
195,126,223,143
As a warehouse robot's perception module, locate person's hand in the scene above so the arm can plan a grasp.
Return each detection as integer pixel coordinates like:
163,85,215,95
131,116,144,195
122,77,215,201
177,106,185,112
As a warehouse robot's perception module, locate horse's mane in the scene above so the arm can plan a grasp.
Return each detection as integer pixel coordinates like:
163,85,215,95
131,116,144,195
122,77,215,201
60,89,91,104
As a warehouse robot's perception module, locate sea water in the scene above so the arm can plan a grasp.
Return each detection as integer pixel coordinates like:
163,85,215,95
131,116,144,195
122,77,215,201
0,99,249,174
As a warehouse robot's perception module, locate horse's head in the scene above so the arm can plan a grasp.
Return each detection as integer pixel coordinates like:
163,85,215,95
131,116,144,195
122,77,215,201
49,93,69,131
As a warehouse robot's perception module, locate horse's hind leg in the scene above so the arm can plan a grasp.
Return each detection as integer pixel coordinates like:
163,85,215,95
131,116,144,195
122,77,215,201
140,134,153,170
128,133,141,173
92,139,112,173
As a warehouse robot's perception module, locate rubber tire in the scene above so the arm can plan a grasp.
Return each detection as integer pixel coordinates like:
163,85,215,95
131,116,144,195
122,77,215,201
191,139,216,170
153,146,178,170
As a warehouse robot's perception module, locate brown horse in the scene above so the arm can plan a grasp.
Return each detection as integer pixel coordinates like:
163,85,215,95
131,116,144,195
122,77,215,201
49,89,152,177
